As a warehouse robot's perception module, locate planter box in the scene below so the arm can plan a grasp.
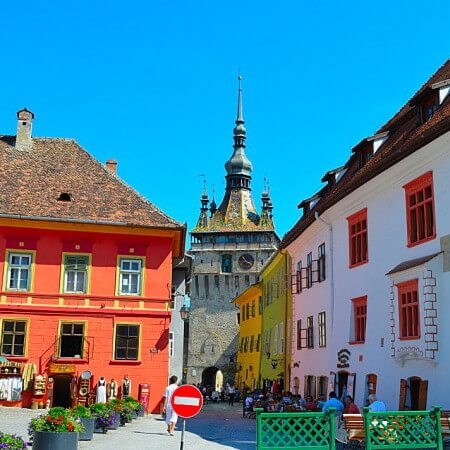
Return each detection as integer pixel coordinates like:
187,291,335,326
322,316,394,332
107,413,120,430
131,410,138,419
32,431,78,450
79,417,95,441
93,417,108,434
137,409,145,417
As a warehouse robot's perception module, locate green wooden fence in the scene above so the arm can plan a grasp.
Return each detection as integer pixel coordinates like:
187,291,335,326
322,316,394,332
255,406,444,450
363,406,443,450
255,407,337,450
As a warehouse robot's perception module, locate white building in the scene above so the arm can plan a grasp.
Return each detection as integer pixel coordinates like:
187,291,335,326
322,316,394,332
282,59,450,410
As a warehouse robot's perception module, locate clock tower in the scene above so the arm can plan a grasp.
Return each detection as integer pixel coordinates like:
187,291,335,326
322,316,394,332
187,77,279,387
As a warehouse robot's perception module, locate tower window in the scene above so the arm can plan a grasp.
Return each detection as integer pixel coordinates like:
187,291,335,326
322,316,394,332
221,254,232,273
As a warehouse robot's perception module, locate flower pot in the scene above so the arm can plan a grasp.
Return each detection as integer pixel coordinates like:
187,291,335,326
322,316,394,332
78,417,95,441
93,417,108,434
137,409,145,417
32,431,78,450
107,413,120,430
131,410,138,419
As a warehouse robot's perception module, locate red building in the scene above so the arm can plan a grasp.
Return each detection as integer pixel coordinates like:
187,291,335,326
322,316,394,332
0,109,185,412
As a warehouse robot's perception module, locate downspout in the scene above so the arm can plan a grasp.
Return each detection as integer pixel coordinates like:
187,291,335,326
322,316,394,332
314,212,334,331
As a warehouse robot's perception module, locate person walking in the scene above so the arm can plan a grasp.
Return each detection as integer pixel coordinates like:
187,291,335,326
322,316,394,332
228,384,236,406
163,375,179,436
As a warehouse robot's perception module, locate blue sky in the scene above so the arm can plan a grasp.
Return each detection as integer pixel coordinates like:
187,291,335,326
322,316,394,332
0,1,449,238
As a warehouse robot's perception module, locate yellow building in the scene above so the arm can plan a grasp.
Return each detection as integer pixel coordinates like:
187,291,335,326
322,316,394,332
233,282,262,390
259,250,291,392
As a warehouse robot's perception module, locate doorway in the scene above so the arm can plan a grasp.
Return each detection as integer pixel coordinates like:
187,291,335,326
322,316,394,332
399,376,428,410
337,371,349,399
52,375,72,407
202,367,219,388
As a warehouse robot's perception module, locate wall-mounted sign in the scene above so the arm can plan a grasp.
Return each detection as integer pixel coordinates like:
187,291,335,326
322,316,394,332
49,363,76,374
337,349,351,369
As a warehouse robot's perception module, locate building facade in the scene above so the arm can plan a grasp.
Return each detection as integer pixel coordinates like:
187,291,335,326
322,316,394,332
0,109,185,413
233,282,262,390
282,59,450,409
169,256,191,383
187,80,278,387
259,250,291,393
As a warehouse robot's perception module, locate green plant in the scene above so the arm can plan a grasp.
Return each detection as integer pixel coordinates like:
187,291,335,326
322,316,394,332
29,408,84,434
0,431,27,449
89,403,116,430
89,403,108,416
72,405,92,419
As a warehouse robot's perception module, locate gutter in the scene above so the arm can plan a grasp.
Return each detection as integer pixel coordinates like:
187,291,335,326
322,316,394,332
314,212,335,332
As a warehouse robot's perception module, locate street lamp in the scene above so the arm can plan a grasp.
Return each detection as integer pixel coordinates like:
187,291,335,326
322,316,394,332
179,304,190,322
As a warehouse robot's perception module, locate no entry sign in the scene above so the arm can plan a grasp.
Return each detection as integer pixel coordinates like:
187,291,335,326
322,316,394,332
170,384,203,418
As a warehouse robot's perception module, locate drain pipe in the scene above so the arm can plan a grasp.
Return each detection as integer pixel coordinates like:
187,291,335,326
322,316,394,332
314,212,334,331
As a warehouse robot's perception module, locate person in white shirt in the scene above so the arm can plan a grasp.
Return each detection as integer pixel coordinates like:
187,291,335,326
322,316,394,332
163,375,179,435
368,394,387,412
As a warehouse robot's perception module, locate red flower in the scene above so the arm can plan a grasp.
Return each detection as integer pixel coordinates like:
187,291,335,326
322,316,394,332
68,423,74,432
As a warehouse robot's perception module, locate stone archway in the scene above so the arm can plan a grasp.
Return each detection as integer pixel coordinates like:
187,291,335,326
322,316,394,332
202,366,219,388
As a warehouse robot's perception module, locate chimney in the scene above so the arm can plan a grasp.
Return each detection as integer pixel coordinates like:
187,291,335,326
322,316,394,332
16,108,34,151
106,159,118,174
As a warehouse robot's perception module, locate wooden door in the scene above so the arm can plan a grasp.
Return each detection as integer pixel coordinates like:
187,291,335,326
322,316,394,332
418,380,428,410
399,379,407,410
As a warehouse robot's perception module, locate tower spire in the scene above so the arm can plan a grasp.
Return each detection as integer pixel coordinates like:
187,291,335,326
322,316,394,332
236,74,244,123
224,74,253,190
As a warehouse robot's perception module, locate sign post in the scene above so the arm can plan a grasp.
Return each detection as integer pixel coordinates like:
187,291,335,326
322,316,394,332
170,385,203,450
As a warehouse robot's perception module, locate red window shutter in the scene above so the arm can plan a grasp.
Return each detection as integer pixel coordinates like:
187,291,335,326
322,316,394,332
403,171,436,247
418,380,428,410
347,208,368,268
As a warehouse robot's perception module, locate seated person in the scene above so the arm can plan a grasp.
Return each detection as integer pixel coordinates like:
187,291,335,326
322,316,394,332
305,395,316,410
368,394,386,412
344,395,360,414
244,394,254,410
211,391,220,402
322,391,344,413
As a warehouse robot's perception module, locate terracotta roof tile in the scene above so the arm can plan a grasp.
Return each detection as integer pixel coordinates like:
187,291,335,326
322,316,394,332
281,59,450,248
0,136,182,229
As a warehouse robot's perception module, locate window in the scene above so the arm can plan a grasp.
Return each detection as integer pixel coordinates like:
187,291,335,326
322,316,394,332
250,335,254,352
194,276,199,295
258,296,262,315
214,275,220,289
6,252,32,291
296,320,302,350
224,275,229,290
352,296,367,343
204,275,210,298
318,312,326,347
347,208,368,267
221,254,232,273
241,305,245,322
306,253,313,288
239,338,244,353
273,325,278,355
256,334,261,351
318,243,326,282
306,316,314,348
168,332,174,358
296,261,303,293
397,280,420,339
403,172,436,247
114,324,140,360
251,300,255,317
245,275,250,287
235,276,240,290
420,93,439,123
1,320,27,356
170,287,176,309
118,258,143,295
279,322,284,354
59,322,85,358
236,312,240,325
244,336,249,352
63,255,89,293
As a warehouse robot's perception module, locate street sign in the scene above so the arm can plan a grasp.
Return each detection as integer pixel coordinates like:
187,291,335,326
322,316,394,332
170,384,203,419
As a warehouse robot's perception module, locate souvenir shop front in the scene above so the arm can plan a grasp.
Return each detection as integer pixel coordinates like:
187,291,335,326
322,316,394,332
0,358,35,407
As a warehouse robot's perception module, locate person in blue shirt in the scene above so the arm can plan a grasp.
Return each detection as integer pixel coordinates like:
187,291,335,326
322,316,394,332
322,391,344,413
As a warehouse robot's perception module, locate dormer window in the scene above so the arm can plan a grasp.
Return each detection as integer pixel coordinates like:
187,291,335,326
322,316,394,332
420,92,439,123
298,194,320,215
57,192,72,202
353,132,389,169
321,166,347,188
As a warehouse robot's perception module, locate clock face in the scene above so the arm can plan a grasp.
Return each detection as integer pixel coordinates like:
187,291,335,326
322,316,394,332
238,254,254,270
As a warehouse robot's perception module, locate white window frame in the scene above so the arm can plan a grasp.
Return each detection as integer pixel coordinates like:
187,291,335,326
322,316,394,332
119,258,143,296
7,253,32,291
64,255,89,293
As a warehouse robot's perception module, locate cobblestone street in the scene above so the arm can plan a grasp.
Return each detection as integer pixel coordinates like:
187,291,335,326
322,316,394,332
0,403,256,449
